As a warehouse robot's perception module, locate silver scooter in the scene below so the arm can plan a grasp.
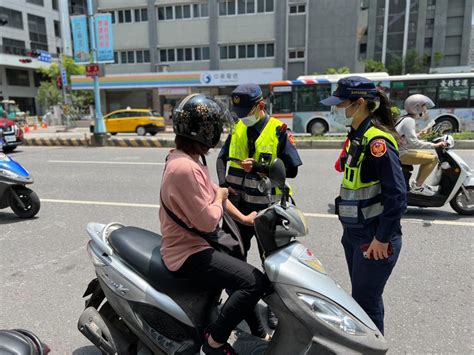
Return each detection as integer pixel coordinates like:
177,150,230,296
78,159,388,354
402,134,473,215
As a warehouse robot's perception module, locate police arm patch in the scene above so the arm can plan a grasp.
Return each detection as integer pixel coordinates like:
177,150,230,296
370,139,387,157
288,132,296,146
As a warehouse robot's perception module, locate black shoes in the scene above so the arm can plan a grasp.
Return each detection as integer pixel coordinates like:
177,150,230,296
267,308,278,330
200,341,238,354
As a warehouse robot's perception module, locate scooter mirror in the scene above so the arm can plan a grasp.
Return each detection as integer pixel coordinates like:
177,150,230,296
269,158,286,188
257,177,272,195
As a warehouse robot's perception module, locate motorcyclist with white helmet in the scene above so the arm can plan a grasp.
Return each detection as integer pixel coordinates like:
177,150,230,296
394,94,448,196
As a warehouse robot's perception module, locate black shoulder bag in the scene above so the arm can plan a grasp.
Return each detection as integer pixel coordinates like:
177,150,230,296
160,154,244,258
160,199,244,258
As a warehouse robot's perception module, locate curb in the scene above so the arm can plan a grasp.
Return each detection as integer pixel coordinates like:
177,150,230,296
22,137,474,149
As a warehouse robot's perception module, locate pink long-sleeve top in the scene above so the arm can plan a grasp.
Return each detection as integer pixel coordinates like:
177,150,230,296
159,149,223,271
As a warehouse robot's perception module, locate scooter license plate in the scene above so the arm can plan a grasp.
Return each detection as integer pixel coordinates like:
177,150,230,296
4,135,16,143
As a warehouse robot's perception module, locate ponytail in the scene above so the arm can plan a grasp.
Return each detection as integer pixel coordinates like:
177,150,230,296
369,89,396,133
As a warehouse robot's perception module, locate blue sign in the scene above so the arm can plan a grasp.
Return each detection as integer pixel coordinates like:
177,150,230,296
71,15,90,64
61,68,68,87
94,14,114,63
38,50,52,63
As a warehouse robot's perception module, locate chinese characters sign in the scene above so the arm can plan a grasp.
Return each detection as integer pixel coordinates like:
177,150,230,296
94,14,114,63
71,15,90,64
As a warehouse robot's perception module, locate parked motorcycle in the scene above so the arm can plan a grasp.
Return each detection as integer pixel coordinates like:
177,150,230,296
78,159,388,354
0,329,50,354
0,133,40,218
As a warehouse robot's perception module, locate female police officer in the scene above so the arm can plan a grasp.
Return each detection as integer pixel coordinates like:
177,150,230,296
321,76,406,334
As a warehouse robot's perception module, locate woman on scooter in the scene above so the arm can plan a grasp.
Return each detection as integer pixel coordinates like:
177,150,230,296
159,94,268,355
395,94,448,196
321,76,406,334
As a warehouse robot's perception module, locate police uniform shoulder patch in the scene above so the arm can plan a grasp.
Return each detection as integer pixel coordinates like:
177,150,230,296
277,124,288,134
370,138,387,157
288,131,296,146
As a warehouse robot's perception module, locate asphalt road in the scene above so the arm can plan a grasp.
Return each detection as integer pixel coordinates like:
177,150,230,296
1,146,473,354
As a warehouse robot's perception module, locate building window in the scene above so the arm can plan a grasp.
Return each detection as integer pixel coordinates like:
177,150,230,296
52,0,58,10
2,38,26,56
426,18,435,30
26,0,44,6
193,3,209,18
134,8,148,22
220,0,271,15
159,46,210,62
127,51,134,63
289,49,305,60
33,71,47,87
110,11,115,24
427,0,436,10
54,20,61,38
144,50,150,62
424,37,433,48
114,51,118,63
117,9,132,23
28,14,48,51
220,43,274,60
6,68,30,86
289,4,306,14
0,7,24,29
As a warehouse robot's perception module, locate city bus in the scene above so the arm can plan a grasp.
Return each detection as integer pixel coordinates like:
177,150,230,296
268,72,474,135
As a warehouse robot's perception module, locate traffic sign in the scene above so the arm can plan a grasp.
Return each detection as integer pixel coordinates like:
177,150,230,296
85,63,100,77
38,50,52,63
61,68,68,87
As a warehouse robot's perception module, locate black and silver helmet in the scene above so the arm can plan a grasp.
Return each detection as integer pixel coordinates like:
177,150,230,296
173,94,233,148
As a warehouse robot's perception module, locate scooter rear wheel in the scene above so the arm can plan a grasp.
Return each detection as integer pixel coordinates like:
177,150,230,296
8,186,41,218
449,186,474,215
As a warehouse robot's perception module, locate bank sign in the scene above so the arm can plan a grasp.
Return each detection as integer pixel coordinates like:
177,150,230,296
70,68,283,90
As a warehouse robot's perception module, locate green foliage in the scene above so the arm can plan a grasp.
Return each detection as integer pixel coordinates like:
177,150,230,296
36,55,92,111
363,59,386,73
386,49,430,75
37,81,63,109
433,52,444,67
318,66,351,75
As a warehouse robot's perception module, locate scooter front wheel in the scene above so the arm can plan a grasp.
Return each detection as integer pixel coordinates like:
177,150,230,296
8,186,41,218
449,186,474,215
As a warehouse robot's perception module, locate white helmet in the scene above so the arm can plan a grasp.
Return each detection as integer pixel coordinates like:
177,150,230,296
404,94,435,119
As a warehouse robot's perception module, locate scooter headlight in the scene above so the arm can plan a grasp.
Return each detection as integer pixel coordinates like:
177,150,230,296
0,169,21,179
0,153,8,161
297,293,367,336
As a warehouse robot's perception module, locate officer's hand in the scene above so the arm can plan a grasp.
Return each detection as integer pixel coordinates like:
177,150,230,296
242,211,258,226
366,239,390,260
228,187,238,195
241,158,255,173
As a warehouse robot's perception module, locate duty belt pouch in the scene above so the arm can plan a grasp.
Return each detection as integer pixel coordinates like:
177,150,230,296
335,197,363,228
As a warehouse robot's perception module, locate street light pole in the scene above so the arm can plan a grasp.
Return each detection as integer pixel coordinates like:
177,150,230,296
87,0,107,146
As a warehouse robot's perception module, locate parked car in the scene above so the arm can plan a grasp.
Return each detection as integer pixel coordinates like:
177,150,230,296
89,108,165,136
0,118,23,153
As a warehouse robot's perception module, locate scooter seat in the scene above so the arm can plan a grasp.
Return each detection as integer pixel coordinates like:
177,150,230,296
109,226,203,292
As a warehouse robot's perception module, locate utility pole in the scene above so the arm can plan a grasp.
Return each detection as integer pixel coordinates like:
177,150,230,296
87,0,107,146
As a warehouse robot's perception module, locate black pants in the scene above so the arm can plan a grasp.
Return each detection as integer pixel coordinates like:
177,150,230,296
174,248,269,344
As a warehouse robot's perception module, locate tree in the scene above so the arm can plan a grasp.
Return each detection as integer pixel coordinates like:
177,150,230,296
36,55,93,112
323,66,351,74
386,49,431,75
363,59,386,73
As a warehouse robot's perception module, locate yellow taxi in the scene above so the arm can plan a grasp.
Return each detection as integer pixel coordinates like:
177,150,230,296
90,108,166,136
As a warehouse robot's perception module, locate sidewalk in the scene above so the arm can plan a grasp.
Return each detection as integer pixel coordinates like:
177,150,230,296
21,126,474,149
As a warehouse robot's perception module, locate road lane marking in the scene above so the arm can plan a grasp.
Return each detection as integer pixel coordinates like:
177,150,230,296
41,199,159,208
48,160,165,166
40,199,474,227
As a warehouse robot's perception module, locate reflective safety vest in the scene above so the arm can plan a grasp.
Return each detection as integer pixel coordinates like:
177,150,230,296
335,126,398,227
226,117,292,210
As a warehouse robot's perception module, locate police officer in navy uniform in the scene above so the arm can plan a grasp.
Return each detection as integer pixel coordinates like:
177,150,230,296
321,76,406,334
217,83,302,333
